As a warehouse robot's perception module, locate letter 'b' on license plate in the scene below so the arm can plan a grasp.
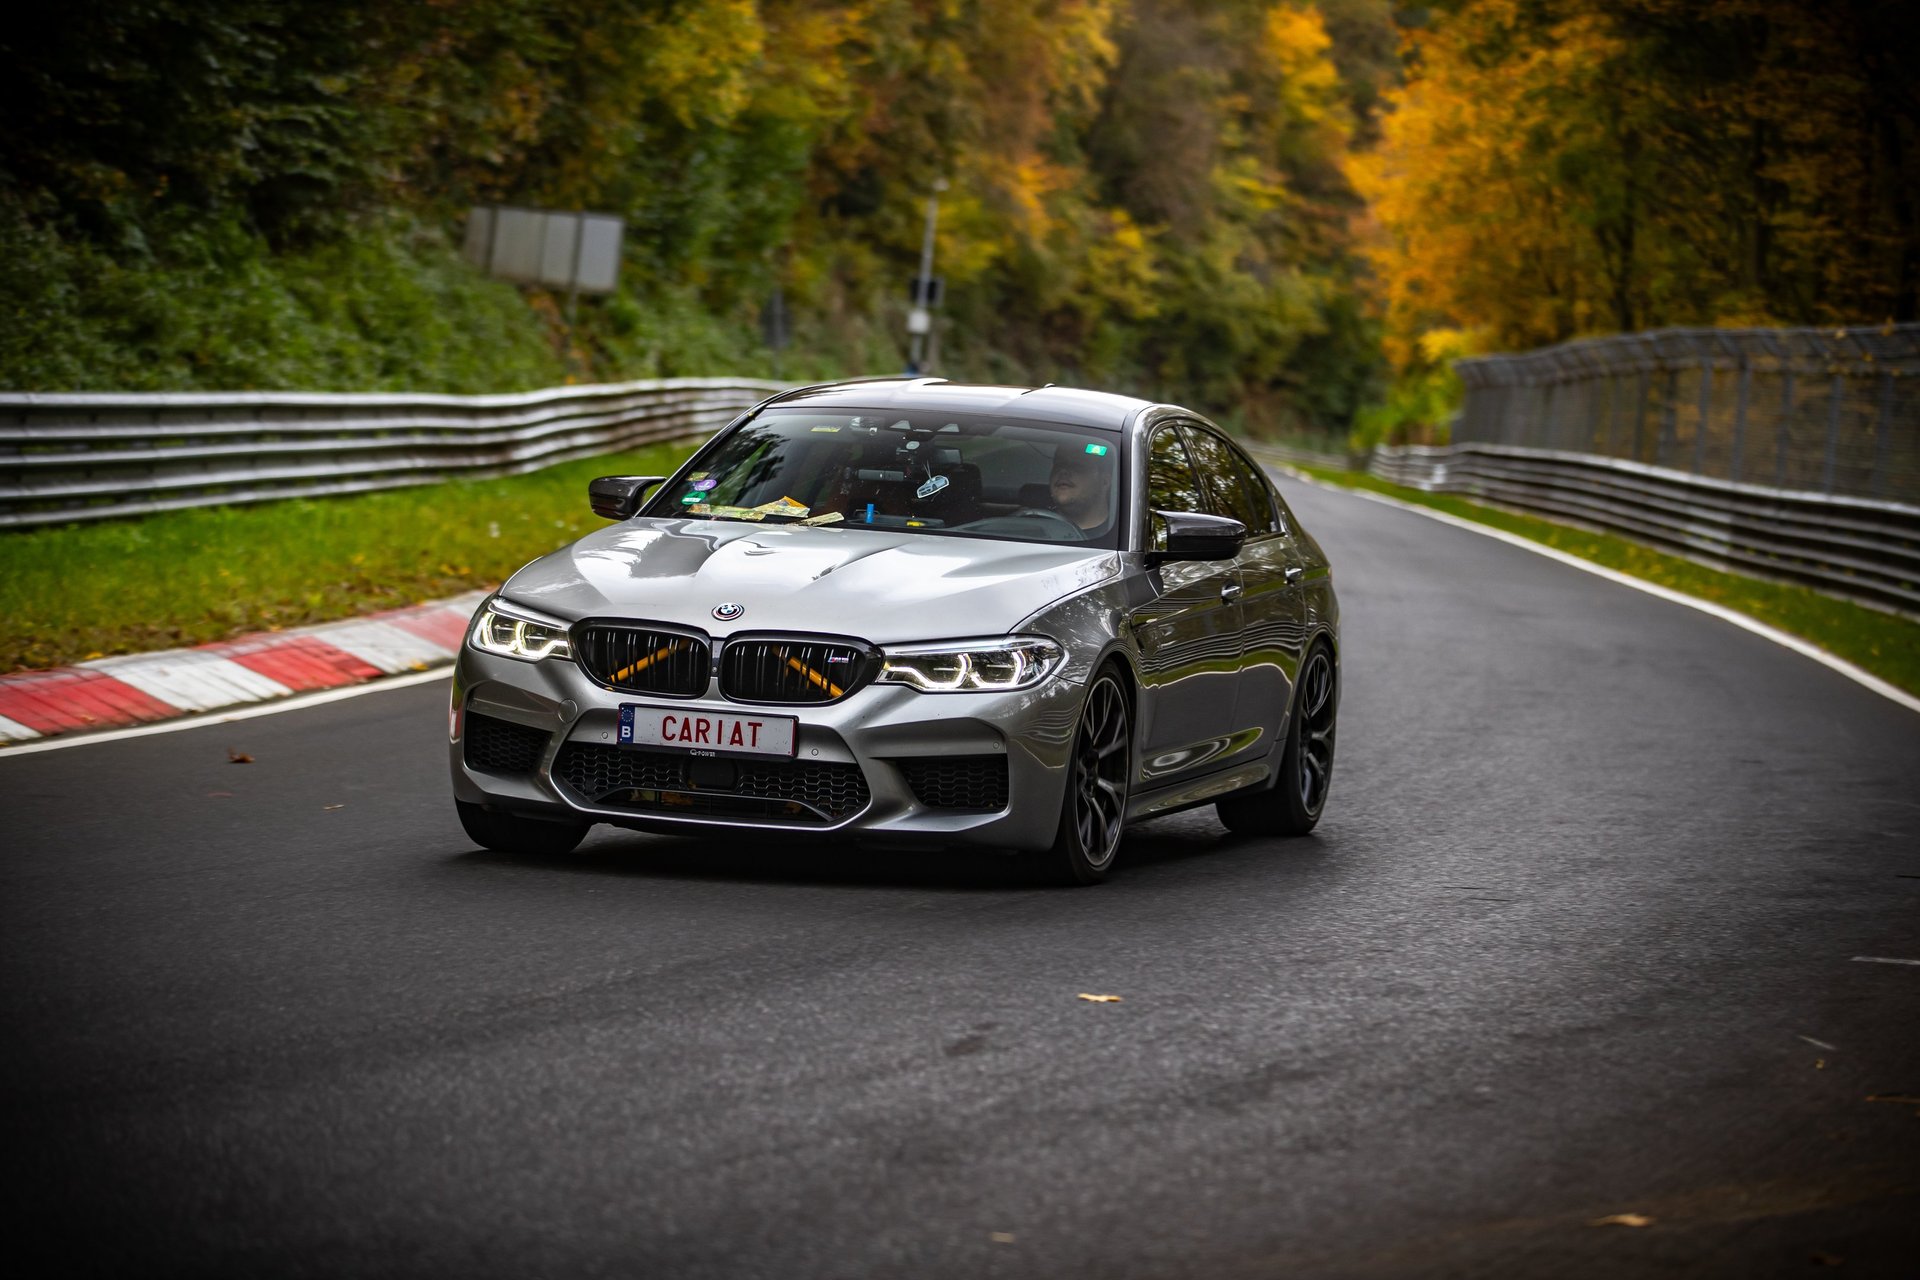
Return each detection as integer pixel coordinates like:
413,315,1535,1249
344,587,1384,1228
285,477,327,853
619,705,797,757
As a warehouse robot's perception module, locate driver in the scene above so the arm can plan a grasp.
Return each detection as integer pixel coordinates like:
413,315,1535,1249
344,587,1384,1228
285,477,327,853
1048,445,1115,536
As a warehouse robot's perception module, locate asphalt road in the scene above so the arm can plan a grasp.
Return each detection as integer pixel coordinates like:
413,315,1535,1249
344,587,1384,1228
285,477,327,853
4,481,1918,1279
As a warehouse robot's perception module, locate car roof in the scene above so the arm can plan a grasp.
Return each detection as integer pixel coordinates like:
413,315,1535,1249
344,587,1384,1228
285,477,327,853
760,378,1157,433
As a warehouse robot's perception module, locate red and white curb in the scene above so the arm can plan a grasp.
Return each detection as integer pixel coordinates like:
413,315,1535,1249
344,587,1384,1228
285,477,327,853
0,591,487,747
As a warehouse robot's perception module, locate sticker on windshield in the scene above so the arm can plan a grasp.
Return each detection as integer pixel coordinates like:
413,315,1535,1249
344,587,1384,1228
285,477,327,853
1085,443,1110,456
688,472,709,481
915,474,950,499
679,491,704,504
691,477,718,491
753,496,810,518
810,425,841,433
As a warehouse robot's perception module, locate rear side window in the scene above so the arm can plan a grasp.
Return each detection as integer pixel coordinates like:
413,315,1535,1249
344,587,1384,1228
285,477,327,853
1182,427,1273,533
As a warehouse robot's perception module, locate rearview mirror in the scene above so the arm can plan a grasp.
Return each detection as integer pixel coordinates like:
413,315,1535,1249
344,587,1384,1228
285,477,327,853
589,475,665,521
1145,510,1247,566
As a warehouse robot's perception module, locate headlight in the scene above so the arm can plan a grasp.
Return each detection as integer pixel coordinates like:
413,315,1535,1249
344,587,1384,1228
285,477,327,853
877,636,1064,692
470,603,572,662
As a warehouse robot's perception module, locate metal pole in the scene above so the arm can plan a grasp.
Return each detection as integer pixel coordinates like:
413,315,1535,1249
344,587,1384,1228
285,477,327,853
1775,367,1794,487
1659,366,1679,468
1693,356,1712,474
909,179,946,372
1872,371,1895,498
1821,373,1843,493
1730,354,1751,483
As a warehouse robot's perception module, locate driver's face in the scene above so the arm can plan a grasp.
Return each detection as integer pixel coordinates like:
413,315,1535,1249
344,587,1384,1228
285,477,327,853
1050,452,1111,528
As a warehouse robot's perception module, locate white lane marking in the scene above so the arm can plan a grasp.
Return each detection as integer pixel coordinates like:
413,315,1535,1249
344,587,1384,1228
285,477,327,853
0,711,43,742
306,618,454,673
79,651,293,712
1851,956,1920,967
0,667,451,758
1277,469,1920,719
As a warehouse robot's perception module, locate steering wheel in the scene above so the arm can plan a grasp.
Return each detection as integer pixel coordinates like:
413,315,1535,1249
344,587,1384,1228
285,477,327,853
1008,507,1086,536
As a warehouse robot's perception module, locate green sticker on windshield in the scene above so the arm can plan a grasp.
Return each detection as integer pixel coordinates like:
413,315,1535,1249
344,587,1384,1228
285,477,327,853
1085,443,1109,456
680,491,703,504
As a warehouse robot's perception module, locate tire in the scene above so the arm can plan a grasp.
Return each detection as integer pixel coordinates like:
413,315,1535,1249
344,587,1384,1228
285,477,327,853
456,800,590,856
1217,643,1337,837
1045,665,1133,885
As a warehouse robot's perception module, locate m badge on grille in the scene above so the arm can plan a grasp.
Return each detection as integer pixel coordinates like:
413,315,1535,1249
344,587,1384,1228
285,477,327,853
712,602,745,621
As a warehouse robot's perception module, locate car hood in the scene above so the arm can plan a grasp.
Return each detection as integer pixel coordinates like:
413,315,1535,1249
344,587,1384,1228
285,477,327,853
500,518,1121,642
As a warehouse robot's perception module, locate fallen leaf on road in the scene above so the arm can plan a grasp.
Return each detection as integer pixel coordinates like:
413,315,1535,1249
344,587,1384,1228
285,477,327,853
1864,1094,1920,1105
1589,1213,1653,1228
227,749,254,764
990,1233,1015,1244
323,803,345,811
1077,994,1122,1003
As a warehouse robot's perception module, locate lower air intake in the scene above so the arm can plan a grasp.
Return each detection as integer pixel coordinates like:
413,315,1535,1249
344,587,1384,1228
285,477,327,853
464,713,551,776
553,742,870,824
895,755,1010,811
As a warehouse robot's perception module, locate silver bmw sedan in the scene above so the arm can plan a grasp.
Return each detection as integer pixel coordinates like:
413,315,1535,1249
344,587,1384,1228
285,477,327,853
450,378,1339,883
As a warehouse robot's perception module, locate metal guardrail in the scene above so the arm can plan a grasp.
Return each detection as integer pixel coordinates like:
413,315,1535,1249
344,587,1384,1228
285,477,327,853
0,378,786,528
1453,323,1920,506
1367,443,1920,616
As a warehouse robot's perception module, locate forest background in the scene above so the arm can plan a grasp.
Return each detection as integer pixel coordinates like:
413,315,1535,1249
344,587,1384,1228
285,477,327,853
2,0,1914,447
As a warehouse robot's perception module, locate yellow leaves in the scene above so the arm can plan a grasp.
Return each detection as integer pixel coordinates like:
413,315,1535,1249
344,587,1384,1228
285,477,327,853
1076,993,1122,1003
639,0,764,129
1262,2,1348,143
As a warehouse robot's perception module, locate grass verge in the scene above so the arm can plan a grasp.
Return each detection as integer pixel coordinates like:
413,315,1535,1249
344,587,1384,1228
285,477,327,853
0,441,699,672
1295,464,1920,699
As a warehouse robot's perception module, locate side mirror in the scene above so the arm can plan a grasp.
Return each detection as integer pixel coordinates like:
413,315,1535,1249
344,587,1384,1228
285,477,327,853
589,475,665,521
1145,510,1247,566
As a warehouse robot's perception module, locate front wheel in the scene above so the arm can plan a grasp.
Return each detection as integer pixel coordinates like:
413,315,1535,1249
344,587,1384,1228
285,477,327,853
1045,666,1132,885
456,800,590,856
1217,644,1337,837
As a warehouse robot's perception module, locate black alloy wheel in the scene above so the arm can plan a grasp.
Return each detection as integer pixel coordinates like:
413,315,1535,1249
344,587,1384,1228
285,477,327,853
1293,646,1337,815
1048,667,1132,884
1217,643,1337,837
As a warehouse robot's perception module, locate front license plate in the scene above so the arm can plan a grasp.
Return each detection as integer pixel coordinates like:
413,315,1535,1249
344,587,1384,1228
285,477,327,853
618,704,797,757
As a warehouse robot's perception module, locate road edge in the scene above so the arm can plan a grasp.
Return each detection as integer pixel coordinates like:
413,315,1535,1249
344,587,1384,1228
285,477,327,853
1275,466,1920,718
0,592,484,756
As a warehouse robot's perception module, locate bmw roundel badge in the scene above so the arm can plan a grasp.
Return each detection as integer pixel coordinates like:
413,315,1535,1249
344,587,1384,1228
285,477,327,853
712,602,745,621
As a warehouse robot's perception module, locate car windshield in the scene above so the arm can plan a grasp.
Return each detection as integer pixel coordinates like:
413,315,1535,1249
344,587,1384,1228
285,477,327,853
643,408,1126,548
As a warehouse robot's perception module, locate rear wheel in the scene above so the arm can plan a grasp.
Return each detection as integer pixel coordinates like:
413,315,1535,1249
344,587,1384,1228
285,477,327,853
1217,643,1336,837
456,800,590,856
1045,667,1132,885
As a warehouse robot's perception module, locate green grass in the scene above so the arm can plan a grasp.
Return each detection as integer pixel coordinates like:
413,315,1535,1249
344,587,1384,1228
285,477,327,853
0,441,699,672
1296,464,1920,699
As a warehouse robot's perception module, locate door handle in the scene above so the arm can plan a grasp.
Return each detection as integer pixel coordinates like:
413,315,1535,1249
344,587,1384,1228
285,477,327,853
1220,582,1243,602
1284,565,1305,583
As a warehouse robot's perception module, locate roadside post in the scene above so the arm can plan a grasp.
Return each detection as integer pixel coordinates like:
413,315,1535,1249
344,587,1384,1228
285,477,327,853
907,179,948,373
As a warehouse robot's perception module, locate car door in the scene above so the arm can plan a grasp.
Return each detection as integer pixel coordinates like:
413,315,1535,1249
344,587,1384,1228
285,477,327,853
1180,425,1307,757
1129,424,1245,787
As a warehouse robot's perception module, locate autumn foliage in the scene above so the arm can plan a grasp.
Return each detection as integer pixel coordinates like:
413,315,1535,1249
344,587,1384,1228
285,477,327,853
1353,0,1918,441
0,2,1911,437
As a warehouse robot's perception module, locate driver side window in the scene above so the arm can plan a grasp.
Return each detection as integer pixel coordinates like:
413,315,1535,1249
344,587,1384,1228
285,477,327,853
1146,427,1207,551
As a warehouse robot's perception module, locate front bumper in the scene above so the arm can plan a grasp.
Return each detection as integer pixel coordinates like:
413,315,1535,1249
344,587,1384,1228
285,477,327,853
448,646,1087,851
